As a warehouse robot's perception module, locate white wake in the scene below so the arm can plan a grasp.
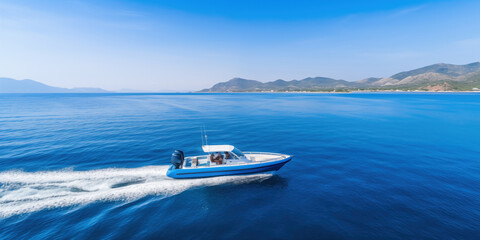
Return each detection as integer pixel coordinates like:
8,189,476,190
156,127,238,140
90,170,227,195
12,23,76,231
0,165,272,218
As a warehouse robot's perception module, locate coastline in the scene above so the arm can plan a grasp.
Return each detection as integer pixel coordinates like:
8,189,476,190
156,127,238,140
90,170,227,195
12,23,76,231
193,90,480,94
1,91,479,95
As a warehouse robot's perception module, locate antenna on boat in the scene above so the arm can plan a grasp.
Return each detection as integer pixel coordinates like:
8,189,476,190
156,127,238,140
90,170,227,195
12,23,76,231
201,125,208,146
204,125,208,146
201,127,204,146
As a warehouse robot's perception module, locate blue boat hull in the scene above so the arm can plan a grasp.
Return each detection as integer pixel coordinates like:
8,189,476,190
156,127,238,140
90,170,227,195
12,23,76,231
166,156,292,179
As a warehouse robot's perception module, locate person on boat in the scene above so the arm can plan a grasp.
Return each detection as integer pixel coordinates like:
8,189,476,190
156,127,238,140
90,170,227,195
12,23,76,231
210,153,223,165
224,152,232,159
215,152,223,164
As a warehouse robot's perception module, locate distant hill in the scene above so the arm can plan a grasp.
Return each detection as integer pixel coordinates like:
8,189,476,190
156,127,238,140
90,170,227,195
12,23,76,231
205,78,264,92
200,77,361,92
0,78,111,93
199,62,480,92
365,62,480,91
390,62,480,80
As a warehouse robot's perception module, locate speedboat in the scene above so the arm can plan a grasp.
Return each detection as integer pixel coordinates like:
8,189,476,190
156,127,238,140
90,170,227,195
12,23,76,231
166,145,292,179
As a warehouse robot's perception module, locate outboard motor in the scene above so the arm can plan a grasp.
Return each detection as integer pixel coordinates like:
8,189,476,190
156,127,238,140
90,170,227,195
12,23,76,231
174,150,184,161
171,150,184,169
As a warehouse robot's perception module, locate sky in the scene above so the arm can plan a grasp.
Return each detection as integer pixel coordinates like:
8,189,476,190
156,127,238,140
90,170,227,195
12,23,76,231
1,0,480,91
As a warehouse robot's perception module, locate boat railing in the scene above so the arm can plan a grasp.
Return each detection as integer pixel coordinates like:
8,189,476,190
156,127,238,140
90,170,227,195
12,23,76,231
182,152,288,168
243,151,285,155
243,152,288,161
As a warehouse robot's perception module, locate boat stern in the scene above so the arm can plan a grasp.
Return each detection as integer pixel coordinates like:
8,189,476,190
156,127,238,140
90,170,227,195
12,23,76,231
166,165,178,178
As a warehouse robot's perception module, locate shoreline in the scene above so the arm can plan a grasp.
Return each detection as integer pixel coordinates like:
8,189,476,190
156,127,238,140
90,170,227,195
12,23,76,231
193,90,480,94
1,91,479,94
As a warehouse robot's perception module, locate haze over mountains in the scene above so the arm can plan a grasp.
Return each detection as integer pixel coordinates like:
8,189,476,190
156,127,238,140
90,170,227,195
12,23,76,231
0,78,184,93
0,78,111,93
200,62,480,92
2,62,480,93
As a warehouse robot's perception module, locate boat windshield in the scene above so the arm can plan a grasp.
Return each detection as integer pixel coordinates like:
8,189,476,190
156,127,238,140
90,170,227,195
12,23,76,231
231,148,245,158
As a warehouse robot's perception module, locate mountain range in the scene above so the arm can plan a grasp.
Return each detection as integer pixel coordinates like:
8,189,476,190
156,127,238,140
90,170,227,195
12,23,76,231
0,78,189,93
2,62,480,93
0,78,111,93
200,62,480,92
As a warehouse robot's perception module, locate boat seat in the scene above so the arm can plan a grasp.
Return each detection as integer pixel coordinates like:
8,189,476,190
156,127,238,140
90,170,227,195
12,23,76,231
191,157,198,168
196,158,209,167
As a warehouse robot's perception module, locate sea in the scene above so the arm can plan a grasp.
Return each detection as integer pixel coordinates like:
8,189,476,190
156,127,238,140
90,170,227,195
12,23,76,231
0,93,479,239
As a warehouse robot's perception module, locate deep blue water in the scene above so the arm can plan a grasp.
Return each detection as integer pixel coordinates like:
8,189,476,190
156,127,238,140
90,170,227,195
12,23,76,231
0,93,479,239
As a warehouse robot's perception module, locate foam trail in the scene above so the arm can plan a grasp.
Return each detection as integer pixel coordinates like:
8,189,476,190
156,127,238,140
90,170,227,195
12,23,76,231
0,165,272,218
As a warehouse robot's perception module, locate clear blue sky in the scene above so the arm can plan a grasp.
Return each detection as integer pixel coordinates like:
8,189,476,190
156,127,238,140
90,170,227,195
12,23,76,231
1,0,479,91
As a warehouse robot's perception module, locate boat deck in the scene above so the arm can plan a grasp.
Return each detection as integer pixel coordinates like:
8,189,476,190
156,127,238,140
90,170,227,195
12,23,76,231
182,152,288,169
